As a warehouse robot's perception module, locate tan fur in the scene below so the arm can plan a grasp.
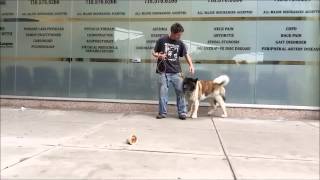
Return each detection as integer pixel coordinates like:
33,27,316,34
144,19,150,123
186,80,227,118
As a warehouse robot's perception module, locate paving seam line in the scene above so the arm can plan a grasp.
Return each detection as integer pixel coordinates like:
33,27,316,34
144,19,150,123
211,117,237,180
1,146,57,171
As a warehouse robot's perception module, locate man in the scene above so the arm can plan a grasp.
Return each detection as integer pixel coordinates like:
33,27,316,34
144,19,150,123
152,23,195,120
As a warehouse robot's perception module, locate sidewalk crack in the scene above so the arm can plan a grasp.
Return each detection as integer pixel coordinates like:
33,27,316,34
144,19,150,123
1,146,57,171
211,117,237,180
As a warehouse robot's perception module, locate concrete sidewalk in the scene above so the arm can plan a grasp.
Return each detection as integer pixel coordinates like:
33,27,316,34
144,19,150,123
1,107,319,179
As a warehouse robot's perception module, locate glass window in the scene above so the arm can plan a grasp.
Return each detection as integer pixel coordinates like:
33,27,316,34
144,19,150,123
0,0,319,106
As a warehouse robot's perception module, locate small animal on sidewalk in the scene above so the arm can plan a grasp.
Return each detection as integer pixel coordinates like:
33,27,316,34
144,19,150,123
127,134,138,145
183,75,230,118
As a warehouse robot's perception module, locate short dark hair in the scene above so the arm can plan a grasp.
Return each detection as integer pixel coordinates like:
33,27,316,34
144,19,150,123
170,23,184,33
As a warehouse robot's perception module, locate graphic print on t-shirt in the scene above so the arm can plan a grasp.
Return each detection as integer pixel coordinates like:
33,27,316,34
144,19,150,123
164,43,180,61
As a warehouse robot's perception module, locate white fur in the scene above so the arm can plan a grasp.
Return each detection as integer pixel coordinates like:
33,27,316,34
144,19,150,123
200,94,207,101
213,75,230,86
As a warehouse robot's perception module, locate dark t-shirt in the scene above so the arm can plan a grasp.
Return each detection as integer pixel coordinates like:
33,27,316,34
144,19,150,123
154,35,187,73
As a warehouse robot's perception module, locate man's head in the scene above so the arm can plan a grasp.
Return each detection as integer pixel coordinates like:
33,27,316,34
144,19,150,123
170,23,184,40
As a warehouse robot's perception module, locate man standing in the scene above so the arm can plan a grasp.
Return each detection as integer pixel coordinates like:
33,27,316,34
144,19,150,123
152,23,195,120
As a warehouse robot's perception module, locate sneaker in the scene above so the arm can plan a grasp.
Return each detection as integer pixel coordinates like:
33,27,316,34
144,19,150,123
179,114,187,120
156,114,167,119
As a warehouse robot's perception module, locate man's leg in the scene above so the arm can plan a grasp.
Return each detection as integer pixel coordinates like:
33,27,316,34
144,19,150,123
158,73,169,118
171,73,187,119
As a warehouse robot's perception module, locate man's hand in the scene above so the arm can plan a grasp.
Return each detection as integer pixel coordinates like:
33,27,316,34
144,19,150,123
185,54,194,75
158,52,167,60
189,65,195,74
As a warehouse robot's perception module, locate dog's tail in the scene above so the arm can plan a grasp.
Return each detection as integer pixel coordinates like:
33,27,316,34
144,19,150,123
213,75,230,86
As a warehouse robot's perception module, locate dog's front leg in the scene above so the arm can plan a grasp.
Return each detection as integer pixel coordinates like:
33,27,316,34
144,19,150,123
187,100,194,118
191,100,199,118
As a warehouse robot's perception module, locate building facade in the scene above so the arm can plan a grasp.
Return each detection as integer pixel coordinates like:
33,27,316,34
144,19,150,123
0,0,319,107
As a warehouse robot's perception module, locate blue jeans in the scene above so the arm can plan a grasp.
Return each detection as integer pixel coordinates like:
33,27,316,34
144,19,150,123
158,73,187,116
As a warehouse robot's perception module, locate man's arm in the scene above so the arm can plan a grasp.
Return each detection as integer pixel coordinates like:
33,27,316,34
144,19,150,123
185,54,195,74
152,39,166,60
152,50,166,60
152,51,160,59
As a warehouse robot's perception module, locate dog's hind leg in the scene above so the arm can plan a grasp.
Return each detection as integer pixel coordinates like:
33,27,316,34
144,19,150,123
215,95,228,118
208,98,216,115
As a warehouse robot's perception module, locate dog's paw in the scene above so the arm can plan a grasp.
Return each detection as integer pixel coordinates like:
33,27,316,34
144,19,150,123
191,114,198,119
208,110,214,115
187,112,192,118
221,114,228,118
